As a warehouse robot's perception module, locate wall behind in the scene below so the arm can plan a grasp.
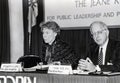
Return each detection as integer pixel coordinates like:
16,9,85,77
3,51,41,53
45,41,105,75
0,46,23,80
8,0,24,62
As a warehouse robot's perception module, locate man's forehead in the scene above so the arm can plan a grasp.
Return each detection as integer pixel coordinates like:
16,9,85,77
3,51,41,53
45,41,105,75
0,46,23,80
91,24,103,31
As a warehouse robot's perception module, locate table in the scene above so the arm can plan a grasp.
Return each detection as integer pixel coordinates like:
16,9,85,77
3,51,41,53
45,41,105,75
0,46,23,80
0,72,120,83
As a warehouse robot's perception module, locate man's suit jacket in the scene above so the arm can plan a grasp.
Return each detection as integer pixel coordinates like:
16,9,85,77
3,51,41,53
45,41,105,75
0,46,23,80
86,39,120,72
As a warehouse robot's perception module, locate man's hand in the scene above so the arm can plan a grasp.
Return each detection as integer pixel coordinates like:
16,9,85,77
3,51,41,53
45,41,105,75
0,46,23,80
78,58,96,72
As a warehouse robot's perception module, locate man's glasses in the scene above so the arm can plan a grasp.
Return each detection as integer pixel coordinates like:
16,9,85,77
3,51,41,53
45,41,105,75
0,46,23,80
91,29,106,37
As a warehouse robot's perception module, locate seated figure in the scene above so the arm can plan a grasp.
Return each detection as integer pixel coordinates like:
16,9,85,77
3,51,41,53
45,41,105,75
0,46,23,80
40,21,78,69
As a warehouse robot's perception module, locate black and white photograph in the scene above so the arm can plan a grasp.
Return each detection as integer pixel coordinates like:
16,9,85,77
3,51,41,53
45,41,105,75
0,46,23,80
0,0,120,83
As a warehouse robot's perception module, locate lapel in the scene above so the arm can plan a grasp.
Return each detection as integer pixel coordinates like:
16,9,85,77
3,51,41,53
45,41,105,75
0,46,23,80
105,39,112,65
95,46,99,64
92,44,99,65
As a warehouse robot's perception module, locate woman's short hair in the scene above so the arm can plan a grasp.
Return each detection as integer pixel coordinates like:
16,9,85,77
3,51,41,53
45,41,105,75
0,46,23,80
40,21,60,35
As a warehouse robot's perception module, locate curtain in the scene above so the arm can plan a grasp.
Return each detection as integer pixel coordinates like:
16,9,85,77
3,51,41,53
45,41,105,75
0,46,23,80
23,0,44,56
23,0,29,55
0,0,10,64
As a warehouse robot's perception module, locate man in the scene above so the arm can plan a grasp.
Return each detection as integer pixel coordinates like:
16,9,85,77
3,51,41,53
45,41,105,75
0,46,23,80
40,21,78,69
78,21,120,72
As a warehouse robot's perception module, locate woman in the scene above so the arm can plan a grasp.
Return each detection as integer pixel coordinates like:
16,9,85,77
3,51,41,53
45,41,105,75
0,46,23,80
40,21,78,69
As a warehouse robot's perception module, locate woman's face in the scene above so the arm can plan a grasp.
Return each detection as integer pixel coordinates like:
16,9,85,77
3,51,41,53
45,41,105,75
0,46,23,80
42,28,57,45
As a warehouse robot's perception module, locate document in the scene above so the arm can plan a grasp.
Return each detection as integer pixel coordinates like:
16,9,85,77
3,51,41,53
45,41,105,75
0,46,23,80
73,70,89,75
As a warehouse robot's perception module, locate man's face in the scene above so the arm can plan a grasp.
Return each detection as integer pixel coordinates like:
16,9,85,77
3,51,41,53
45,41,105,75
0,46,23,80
91,24,109,46
42,28,57,45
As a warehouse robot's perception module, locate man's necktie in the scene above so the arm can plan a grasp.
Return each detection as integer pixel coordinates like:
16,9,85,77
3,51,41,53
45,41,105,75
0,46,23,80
98,48,103,65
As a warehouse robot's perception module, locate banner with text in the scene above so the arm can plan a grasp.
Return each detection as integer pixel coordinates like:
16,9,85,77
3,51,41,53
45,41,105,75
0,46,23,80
44,0,120,29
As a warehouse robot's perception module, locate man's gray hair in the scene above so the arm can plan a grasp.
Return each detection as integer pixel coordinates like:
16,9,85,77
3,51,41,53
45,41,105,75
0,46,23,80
90,21,108,34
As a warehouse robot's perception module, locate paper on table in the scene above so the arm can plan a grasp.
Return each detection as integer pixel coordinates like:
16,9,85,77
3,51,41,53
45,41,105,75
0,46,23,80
106,72,120,75
23,65,50,71
73,70,89,74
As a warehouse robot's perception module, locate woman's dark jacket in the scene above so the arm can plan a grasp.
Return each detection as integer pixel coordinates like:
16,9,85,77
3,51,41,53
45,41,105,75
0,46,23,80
41,39,78,69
